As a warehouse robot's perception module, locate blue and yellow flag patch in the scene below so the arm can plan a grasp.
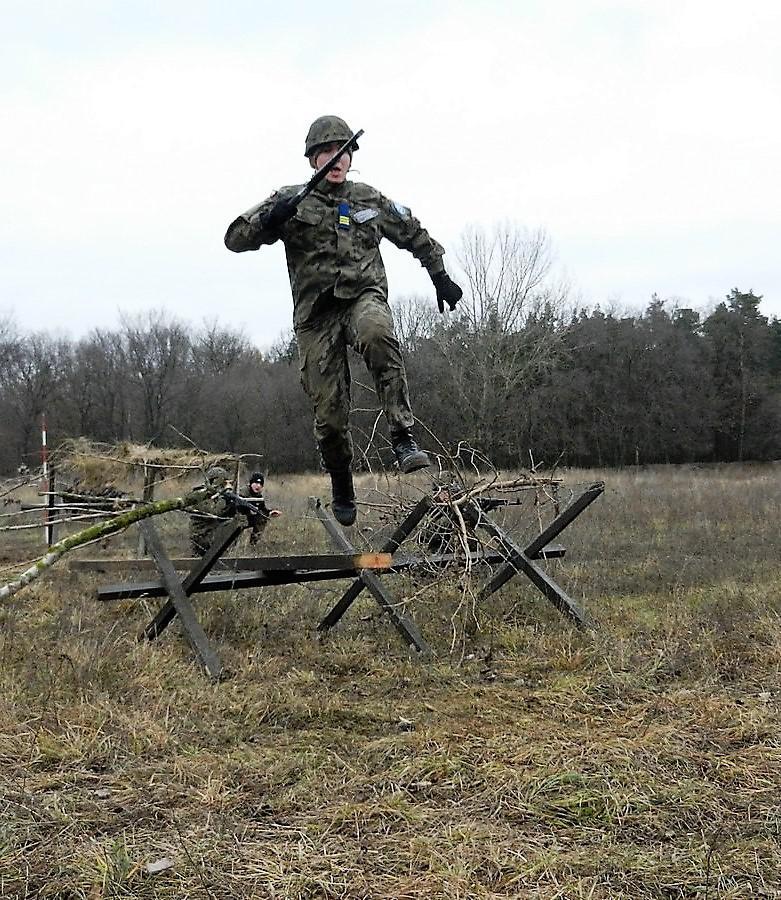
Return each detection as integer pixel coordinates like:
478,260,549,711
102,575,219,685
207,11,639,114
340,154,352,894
338,201,350,230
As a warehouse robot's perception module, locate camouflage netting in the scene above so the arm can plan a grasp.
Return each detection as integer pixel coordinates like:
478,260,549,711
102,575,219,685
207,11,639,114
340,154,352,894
51,439,238,494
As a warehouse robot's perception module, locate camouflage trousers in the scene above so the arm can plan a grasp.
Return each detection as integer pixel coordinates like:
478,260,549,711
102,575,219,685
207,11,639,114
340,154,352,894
190,518,222,557
296,291,415,472
189,497,233,557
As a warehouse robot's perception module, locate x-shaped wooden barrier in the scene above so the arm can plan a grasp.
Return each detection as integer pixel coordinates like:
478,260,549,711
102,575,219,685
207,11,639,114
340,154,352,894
314,482,604,648
98,518,395,679
472,481,605,629
137,518,244,679
91,482,603,677
310,495,433,655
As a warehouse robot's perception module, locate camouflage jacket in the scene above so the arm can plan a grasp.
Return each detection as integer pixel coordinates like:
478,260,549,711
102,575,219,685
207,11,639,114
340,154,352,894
189,492,233,528
224,180,446,327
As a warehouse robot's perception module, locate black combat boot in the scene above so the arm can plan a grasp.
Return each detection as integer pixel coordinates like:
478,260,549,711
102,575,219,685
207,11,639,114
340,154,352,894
391,429,431,474
329,469,357,527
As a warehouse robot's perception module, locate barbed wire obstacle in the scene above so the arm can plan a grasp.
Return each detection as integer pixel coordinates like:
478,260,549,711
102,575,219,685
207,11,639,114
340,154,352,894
6,436,604,676
82,476,603,678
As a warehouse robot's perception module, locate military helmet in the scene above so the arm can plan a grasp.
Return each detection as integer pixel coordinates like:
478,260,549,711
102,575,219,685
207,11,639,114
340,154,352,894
304,115,358,158
205,466,229,484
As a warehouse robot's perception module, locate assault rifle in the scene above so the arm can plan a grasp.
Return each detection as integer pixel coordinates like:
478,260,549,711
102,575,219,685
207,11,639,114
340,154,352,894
221,490,260,518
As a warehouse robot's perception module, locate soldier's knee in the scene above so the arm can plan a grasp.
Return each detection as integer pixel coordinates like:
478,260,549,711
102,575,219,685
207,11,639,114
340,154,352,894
358,323,400,367
358,318,389,347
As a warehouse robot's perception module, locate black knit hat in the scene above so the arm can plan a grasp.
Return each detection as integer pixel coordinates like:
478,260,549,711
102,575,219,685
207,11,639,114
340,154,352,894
248,471,265,486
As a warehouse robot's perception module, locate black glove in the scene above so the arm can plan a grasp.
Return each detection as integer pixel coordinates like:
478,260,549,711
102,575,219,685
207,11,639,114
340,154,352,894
260,196,298,232
431,271,463,313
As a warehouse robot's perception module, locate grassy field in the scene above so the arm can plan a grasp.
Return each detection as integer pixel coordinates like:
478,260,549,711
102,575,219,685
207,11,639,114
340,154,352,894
1,465,780,898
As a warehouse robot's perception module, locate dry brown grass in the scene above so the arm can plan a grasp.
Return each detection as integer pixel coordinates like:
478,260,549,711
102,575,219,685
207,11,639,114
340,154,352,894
1,464,780,898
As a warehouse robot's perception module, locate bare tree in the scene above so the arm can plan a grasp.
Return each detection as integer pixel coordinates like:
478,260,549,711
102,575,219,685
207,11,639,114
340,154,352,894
428,223,572,463
390,294,437,354
193,320,255,376
119,311,193,442
457,223,568,332
0,332,68,465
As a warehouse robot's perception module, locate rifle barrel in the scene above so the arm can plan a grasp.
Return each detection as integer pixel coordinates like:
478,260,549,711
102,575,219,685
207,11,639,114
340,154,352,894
295,129,364,203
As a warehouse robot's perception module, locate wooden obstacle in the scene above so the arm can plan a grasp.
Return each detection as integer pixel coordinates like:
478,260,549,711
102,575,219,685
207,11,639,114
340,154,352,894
84,482,603,679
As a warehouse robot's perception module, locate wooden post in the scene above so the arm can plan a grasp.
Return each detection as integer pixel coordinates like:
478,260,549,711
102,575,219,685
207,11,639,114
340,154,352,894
136,464,157,557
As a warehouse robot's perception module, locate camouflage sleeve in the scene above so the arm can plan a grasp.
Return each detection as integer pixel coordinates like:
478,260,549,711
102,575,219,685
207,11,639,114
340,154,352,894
377,192,446,275
224,191,285,253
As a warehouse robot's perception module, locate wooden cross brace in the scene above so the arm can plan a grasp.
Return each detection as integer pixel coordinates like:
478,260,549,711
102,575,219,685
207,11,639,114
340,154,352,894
310,495,434,655
472,481,605,629
137,518,244,680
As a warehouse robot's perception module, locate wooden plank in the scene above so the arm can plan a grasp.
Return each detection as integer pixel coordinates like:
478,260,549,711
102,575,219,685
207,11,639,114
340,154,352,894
100,566,379,601
76,552,393,574
98,546,567,602
138,520,223,679
98,548,514,602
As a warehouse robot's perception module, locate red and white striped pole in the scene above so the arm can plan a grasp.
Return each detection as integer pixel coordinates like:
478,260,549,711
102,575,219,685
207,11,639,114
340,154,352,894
41,414,48,479
41,415,55,546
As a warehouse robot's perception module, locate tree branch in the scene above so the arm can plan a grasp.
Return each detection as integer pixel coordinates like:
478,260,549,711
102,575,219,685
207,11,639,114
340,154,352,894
0,487,211,602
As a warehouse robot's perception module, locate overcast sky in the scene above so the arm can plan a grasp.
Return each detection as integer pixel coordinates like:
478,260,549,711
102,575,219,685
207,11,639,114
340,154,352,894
2,0,779,348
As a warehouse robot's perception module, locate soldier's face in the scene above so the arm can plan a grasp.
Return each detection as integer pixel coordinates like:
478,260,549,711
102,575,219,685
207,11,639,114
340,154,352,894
311,143,351,183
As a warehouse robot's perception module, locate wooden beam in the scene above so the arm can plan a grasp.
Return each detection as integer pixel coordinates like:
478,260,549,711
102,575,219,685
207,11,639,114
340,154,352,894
75,552,393,574
100,566,383,601
97,547,567,602
138,520,223,679
310,497,431,655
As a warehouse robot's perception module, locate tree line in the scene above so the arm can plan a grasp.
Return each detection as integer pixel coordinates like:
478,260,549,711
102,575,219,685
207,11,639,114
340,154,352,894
2,226,779,475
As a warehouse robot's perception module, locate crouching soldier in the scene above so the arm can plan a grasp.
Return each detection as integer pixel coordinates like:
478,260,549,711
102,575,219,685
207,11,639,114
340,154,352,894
189,466,234,557
241,471,282,546
225,115,462,527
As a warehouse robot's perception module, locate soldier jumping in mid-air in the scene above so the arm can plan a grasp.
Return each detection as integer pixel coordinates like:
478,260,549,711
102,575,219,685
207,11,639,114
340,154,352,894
225,116,462,527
